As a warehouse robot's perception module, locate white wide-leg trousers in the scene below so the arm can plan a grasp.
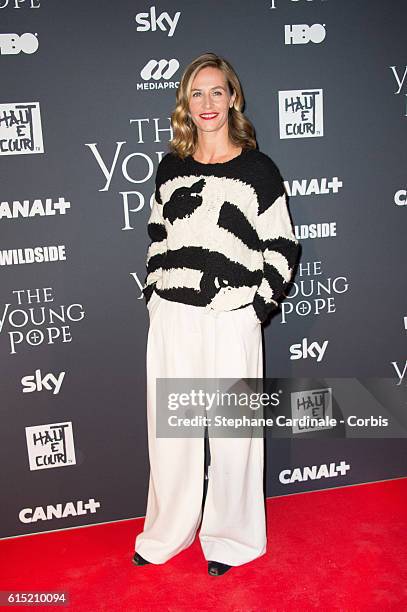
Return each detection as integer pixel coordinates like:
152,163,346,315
135,291,267,566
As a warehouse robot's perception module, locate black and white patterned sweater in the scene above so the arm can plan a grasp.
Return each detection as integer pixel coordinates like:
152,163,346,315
143,147,299,324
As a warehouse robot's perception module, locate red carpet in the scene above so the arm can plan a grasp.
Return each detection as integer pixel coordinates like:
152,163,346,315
1,478,406,611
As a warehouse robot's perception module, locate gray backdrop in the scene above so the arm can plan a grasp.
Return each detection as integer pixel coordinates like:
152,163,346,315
0,0,406,538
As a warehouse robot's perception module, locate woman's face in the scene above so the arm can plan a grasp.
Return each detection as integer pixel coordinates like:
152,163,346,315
188,66,235,135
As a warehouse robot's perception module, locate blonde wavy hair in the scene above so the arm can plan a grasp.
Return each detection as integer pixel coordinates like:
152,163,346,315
169,52,257,159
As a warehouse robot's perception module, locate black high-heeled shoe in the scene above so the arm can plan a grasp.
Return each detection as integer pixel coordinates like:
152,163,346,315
132,552,151,566
208,561,232,576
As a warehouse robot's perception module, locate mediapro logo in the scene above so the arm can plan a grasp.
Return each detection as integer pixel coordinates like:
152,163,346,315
140,58,179,83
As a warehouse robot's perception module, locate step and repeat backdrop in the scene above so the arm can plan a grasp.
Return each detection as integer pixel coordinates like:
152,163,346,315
1,0,406,538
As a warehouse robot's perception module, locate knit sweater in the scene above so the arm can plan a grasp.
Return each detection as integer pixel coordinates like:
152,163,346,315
142,147,299,324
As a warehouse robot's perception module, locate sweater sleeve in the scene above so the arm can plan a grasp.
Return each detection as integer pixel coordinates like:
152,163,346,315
142,160,168,305
252,158,300,323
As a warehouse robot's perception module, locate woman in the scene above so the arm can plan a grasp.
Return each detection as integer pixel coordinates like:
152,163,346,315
133,52,299,576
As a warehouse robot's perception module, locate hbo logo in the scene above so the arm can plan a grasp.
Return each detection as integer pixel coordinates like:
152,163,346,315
0,33,38,54
285,24,326,45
